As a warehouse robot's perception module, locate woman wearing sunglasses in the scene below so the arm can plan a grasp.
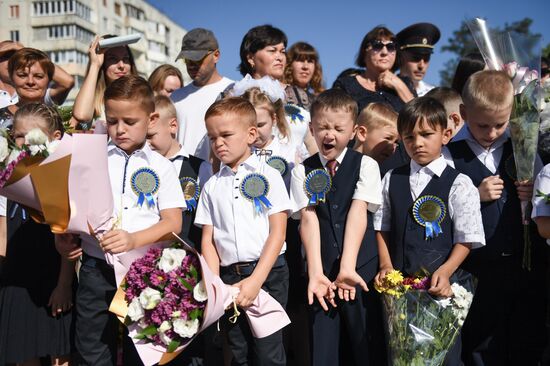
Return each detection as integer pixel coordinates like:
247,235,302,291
333,26,415,112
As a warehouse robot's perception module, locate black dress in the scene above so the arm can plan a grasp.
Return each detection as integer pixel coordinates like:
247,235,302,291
332,74,416,112
0,201,74,364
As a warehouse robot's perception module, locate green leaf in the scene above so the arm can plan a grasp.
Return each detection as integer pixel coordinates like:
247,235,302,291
188,308,203,320
189,265,198,279
178,278,193,291
167,340,180,353
138,325,158,337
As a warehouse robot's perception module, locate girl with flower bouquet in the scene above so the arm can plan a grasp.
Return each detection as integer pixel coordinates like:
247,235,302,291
0,103,75,366
372,97,485,365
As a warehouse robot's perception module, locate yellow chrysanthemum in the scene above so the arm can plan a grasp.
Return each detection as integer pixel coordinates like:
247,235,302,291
385,270,404,286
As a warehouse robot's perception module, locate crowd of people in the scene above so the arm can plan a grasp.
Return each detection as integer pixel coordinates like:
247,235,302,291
0,20,549,366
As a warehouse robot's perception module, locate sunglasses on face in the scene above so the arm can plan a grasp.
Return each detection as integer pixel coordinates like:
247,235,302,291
408,53,431,63
368,40,397,53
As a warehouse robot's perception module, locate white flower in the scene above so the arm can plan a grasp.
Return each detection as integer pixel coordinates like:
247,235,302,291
171,311,181,318
436,297,452,308
25,128,48,146
0,136,8,162
193,280,208,302
173,318,199,339
504,61,519,79
159,331,172,345
158,248,187,273
159,320,172,333
7,148,22,164
46,139,61,155
139,287,162,310
28,145,44,156
127,297,145,321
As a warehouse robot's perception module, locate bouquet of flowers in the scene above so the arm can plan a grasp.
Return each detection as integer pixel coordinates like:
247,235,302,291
0,127,113,236
109,235,291,366
376,270,474,366
467,17,543,270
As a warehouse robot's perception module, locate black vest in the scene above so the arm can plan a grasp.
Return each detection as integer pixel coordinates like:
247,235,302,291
389,164,458,276
177,155,204,250
303,150,378,280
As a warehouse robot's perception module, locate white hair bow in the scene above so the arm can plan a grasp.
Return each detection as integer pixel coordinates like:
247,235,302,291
230,74,286,103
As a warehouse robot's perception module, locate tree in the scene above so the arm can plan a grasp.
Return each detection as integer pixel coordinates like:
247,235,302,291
543,43,550,59
439,18,541,87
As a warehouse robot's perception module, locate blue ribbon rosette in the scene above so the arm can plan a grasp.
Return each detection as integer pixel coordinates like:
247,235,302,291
284,104,305,124
180,177,200,212
304,168,332,206
240,173,272,215
131,167,160,208
267,155,289,177
412,195,447,239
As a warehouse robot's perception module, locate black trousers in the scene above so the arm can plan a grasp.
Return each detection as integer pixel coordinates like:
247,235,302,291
221,263,289,366
75,254,143,366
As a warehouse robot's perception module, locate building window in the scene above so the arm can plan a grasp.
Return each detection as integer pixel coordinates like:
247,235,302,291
9,5,20,18
10,31,19,42
125,4,145,20
32,1,90,21
114,2,121,16
47,49,88,65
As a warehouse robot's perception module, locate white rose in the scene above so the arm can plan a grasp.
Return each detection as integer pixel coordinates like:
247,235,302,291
46,139,61,155
7,148,22,164
173,318,199,339
139,287,162,310
24,128,48,146
159,320,172,333
159,331,172,345
28,144,44,156
193,280,208,302
0,136,8,162
127,298,145,322
158,248,187,273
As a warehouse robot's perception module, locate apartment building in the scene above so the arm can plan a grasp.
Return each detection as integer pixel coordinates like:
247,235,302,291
0,0,189,103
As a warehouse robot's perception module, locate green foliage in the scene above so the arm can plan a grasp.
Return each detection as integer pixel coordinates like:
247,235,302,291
543,43,550,59
439,18,540,87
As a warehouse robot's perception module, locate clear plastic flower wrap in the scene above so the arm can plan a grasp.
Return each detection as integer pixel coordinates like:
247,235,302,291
376,270,475,366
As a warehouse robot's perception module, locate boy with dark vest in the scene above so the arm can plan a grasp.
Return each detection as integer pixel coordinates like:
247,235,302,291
290,89,383,366
374,96,485,365
147,95,212,248
443,70,548,365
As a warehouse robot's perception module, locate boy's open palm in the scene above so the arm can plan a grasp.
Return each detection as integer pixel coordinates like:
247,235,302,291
478,175,504,202
308,273,337,311
334,268,368,301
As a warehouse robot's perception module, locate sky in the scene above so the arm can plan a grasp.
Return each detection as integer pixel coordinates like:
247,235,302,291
146,0,549,87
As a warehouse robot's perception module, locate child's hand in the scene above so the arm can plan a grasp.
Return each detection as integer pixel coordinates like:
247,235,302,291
55,234,82,261
234,276,262,308
374,265,394,287
307,273,337,311
48,284,73,317
515,180,534,201
100,230,136,254
478,175,504,202
428,268,453,298
334,268,369,301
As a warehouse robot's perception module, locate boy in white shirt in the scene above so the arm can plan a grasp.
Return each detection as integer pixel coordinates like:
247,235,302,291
72,75,184,365
195,97,291,365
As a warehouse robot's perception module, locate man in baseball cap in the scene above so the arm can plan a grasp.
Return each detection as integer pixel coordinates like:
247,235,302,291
396,23,441,96
175,28,219,62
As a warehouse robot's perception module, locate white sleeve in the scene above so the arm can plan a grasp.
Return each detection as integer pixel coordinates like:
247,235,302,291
289,164,309,218
352,155,382,212
448,174,485,249
532,164,550,219
265,167,291,216
157,160,185,211
373,170,393,231
194,180,213,227
0,196,6,217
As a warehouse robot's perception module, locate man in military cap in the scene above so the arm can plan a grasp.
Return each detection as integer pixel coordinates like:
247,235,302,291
396,23,441,96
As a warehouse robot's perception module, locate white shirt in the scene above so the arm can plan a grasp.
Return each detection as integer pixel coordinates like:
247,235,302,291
0,196,5,216
532,164,550,245
194,154,291,266
81,142,185,259
289,148,382,218
373,156,485,248
443,126,543,176
171,77,233,160
416,80,435,97
168,145,213,190
253,136,297,192
284,104,311,162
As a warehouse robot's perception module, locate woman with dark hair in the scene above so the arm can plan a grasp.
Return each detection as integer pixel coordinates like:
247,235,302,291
451,52,486,95
148,64,183,97
237,24,317,156
283,42,325,110
333,26,415,112
71,35,138,129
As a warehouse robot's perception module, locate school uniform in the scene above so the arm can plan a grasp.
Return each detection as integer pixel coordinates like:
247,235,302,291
290,148,382,366
168,145,212,249
76,142,184,366
444,128,548,365
194,153,291,366
253,136,296,192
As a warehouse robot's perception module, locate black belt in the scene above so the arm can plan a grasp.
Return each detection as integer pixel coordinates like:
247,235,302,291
221,254,286,276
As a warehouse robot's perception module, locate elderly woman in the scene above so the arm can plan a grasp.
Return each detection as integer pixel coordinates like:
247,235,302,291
238,24,317,156
283,42,325,110
333,26,415,112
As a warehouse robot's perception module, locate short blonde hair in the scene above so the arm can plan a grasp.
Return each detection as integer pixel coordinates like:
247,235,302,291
154,95,177,120
357,102,397,130
205,97,256,127
462,70,513,111
426,87,463,117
